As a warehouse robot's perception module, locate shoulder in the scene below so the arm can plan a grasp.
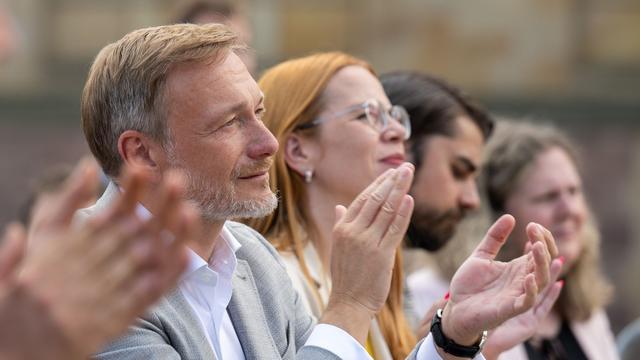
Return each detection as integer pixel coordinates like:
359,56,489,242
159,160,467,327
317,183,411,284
73,182,119,225
225,221,286,266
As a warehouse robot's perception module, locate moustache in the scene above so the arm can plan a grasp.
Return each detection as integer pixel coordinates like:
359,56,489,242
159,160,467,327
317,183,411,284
234,159,273,179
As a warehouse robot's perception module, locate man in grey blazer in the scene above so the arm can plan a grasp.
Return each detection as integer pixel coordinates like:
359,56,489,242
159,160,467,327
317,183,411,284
79,23,555,359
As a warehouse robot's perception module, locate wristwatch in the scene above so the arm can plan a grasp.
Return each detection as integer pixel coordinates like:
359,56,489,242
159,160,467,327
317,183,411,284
431,308,488,358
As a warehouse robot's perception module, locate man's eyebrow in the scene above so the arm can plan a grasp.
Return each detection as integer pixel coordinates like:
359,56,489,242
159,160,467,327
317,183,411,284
212,92,265,119
455,156,478,173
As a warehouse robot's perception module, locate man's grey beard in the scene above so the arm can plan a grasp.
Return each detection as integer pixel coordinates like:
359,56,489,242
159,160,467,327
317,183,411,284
182,169,278,221
166,143,278,222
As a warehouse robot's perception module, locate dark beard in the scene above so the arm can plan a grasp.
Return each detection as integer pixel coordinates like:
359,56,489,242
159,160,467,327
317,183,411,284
405,207,464,252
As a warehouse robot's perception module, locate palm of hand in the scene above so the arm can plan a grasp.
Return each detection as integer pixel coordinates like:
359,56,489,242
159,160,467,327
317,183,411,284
447,253,533,340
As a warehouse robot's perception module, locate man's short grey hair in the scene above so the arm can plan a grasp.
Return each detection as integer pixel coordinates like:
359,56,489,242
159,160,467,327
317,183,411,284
81,23,243,177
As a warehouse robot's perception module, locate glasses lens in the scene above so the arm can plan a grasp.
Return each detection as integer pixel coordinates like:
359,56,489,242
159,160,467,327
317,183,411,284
363,100,384,130
390,105,411,140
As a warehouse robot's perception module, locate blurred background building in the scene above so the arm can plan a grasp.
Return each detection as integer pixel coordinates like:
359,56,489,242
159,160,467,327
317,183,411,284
1,0,639,335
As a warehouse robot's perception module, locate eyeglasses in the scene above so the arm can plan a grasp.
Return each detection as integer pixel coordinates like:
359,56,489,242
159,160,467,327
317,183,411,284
296,99,411,140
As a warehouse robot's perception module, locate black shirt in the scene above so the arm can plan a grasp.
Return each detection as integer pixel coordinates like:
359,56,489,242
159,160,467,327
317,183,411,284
524,321,589,360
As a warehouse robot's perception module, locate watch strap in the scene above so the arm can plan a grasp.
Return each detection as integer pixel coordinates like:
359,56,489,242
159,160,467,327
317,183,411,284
430,308,487,358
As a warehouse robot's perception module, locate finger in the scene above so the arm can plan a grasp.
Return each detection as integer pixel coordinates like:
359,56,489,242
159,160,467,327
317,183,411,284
533,280,563,318
99,235,155,293
541,226,559,259
349,170,398,229
341,168,395,223
548,258,563,285
146,170,185,236
334,205,347,224
531,241,550,290
162,202,200,264
84,216,145,270
46,158,100,228
514,273,538,314
0,223,27,282
523,240,532,254
526,223,551,263
380,194,413,249
369,165,414,239
472,214,516,260
102,166,148,222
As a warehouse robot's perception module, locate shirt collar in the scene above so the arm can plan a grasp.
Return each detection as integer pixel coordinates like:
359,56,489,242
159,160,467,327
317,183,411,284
133,202,242,278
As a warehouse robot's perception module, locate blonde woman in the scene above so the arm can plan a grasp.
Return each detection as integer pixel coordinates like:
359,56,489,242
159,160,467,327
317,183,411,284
482,121,618,359
246,52,416,359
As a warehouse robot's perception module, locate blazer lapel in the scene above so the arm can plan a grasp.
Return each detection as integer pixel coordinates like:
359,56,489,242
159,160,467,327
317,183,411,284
164,289,219,359
228,259,281,359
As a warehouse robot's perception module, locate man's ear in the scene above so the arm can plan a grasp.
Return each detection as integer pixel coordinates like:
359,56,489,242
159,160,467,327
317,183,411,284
284,133,317,177
118,130,166,181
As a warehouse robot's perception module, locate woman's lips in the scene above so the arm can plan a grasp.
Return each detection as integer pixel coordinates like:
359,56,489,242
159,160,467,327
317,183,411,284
380,154,406,166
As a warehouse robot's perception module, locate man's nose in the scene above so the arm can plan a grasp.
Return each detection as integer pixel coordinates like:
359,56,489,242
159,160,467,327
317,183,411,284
248,120,279,159
460,181,480,210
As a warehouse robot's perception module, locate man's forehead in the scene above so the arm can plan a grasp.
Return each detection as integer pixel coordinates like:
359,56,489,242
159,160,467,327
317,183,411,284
165,52,260,111
448,116,484,159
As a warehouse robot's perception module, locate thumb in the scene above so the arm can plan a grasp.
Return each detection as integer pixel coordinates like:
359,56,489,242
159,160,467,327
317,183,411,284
472,214,515,260
334,205,347,224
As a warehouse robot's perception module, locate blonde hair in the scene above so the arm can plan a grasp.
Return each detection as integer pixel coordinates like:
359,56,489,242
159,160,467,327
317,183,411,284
246,52,416,358
81,23,242,177
483,120,613,321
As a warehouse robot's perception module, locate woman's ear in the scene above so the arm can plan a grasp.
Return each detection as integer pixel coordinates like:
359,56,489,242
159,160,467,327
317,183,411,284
284,133,316,177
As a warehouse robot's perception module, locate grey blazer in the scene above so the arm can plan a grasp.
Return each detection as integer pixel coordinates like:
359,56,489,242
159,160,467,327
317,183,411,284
80,184,422,359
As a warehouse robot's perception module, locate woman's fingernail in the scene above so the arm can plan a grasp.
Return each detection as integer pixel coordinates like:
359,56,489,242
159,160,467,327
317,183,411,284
558,256,565,264
559,280,564,287
444,291,450,301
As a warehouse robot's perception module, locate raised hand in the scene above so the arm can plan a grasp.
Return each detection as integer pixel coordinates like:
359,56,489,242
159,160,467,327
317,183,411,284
482,258,563,360
0,159,198,360
440,215,554,347
321,162,415,344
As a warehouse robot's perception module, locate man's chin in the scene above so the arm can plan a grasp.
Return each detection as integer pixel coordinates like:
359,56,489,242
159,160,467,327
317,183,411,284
231,192,278,219
405,222,455,252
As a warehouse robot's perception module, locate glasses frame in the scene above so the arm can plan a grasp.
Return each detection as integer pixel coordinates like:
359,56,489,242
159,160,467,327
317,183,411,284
296,99,411,140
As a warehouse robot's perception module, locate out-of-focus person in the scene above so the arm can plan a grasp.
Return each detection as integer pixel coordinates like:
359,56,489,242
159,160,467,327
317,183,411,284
482,120,618,359
174,0,255,74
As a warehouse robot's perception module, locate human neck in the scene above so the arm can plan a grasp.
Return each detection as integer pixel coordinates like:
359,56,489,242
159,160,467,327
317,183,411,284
140,194,224,262
188,220,225,261
304,185,353,272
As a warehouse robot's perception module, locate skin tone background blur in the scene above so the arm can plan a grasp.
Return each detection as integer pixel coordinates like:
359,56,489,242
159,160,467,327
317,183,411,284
1,0,639,336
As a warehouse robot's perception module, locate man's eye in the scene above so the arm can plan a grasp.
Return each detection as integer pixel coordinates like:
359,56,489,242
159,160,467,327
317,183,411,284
256,108,266,120
221,117,238,129
452,166,467,179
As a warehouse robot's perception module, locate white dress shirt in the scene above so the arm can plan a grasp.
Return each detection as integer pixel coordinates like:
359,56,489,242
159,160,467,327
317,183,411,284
136,203,484,359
